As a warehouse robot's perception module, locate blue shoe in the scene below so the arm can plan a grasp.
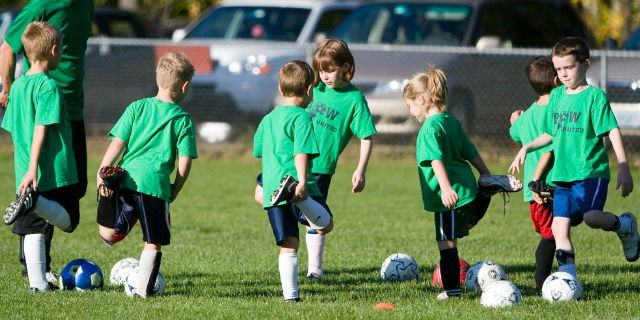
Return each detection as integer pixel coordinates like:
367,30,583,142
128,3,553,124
618,213,640,262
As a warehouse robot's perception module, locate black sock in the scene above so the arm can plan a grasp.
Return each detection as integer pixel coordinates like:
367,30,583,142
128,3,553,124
534,238,556,287
470,193,491,227
440,248,461,296
603,216,620,232
555,249,575,266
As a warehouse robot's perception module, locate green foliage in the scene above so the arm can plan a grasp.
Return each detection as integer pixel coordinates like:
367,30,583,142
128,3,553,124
571,0,640,46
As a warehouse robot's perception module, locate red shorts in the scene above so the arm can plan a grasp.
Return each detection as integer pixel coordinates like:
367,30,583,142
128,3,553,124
530,201,553,239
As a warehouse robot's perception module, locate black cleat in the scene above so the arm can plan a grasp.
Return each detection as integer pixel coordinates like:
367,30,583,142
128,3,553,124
270,175,298,205
285,297,302,303
4,187,39,225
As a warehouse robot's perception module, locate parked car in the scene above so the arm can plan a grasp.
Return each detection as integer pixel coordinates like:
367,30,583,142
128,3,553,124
172,0,361,122
331,0,595,134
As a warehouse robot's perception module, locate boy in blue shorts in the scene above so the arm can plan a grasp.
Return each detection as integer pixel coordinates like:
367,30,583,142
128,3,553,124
510,37,638,279
96,52,198,297
254,60,333,302
2,22,80,291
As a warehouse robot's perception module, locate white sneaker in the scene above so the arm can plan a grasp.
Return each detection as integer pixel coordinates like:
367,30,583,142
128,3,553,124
618,213,640,262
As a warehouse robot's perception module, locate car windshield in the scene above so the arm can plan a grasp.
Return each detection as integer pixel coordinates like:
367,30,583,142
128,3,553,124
332,3,471,45
623,29,640,50
187,6,311,41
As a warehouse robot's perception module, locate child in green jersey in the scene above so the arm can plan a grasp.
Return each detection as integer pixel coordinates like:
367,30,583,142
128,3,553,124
96,52,198,298
253,60,333,302
509,56,558,290
2,22,80,292
510,37,638,280
404,67,522,300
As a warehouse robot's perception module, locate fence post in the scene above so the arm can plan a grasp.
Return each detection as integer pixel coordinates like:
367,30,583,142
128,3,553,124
601,47,608,93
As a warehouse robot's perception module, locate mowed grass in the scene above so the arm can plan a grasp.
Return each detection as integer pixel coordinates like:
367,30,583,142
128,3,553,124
0,145,639,320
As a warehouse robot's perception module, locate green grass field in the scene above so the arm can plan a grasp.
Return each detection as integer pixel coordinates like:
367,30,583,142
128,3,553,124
0,145,639,319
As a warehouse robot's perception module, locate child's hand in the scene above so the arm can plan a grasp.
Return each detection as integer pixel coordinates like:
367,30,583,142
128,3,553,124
510,109,524,125
96,174,113,198
18,170,38,195
292,181,308,203
352,171,366,193
532,191,544,204
617,164,634,197
508,147,528,174
441,188,458,209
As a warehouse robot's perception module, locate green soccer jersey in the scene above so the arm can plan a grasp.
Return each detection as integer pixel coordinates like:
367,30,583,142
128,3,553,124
416,113,478,212
254,105,322,208
307,82,377,174
109,98,198,202
542,85,618,183
5,0,94,121
510,102,555,202
1,73,78,193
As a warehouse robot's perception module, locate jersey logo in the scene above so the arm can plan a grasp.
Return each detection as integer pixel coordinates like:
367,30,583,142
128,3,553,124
309,103,340,121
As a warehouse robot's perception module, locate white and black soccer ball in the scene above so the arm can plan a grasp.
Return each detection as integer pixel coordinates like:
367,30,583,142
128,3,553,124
124,266,166,297
465,260,507,291
480,280,522,307
74,260,104,291
380,253,419,281
541,272,582,302
110,258,139,285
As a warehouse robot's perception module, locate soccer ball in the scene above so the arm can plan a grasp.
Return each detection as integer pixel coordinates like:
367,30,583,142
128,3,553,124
480,280,522,307
59,259,90,290
432,259,470,288
380,253,419,281
110,258,139,285
465,260,507,291
75,260,104,291
124,266,166,297
541,272,582,302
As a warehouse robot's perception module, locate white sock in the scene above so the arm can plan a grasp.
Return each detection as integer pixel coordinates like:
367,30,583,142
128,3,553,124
137,250,162,298
24,234,48,291
306,232,325,276
559,264,577,278
34,196,71,231
278,253,298,300
294,198,330,229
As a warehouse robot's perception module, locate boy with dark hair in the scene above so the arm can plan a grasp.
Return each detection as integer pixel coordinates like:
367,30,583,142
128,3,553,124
2,21,80,292
509,56,558,289
510,37,638,280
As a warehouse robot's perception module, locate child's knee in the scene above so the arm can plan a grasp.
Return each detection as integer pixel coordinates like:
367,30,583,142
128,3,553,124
583,210,604,228
254,185,264,205
98,225,116,242
317,219,333,235
280,236,299,251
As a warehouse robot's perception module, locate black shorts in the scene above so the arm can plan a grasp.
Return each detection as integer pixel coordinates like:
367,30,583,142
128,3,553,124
12,184,80,235
97,189,171,245
266,196,332,246
70,120,87,199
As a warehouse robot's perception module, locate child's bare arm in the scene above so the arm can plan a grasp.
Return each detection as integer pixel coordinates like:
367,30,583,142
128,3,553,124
171,155,193,202
352,137,373,193
292,153,309,202
0,41,16,109
432,159,458,209
19,125,47,194
509,133,553,173
468,155,491,176
510,109,524,125
97,138,125,197
608,128,633,197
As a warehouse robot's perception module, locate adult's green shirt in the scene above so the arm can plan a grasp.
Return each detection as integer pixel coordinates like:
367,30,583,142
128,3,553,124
254,105,321,208
416,113,478,212
509,102,555,202
542,85,618,183
307,82,377,174
110,98,198,202
1,72,77,193
5,0,94,121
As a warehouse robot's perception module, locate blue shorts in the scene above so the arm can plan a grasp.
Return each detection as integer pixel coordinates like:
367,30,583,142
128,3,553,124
256,173,332,200
553,178,608,226
266,196,332,246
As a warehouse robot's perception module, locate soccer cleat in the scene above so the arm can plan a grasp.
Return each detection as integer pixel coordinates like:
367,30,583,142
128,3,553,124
478,175,523,196
285,297,302,303
306,272,323,281
436,291,461,300
4,187,39,225
617,213,640,262
270,175,298,205
46,271,59,287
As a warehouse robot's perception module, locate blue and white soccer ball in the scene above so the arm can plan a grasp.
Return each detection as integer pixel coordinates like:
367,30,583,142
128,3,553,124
542,272,582,302
75,260,104,291
480,280,523,307
380,253,419,281
465,260,507,291
59,259,89,290
110,258,139,285
124,266,166,297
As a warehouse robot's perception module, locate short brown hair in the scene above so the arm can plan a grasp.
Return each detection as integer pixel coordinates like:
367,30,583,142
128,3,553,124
279,60,313,97
312,39,355,86
526,56,557,96
156,52,195,90
21,22,62,62
403,67,448,116
552,37,590,63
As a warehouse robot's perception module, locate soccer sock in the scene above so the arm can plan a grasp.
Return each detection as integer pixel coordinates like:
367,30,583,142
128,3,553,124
611,216,626,234
439,248,462,297
556,249,576,278
470,192,491,228
137,250,162,298
278,253,299,300
294,198,331,229
306,230,325,276
534,238,556,287
34,196,71,231
24,234,48,291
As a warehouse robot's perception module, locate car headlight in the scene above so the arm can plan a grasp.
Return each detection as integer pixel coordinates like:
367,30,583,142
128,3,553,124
227,54,271,75
373,79,409,95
